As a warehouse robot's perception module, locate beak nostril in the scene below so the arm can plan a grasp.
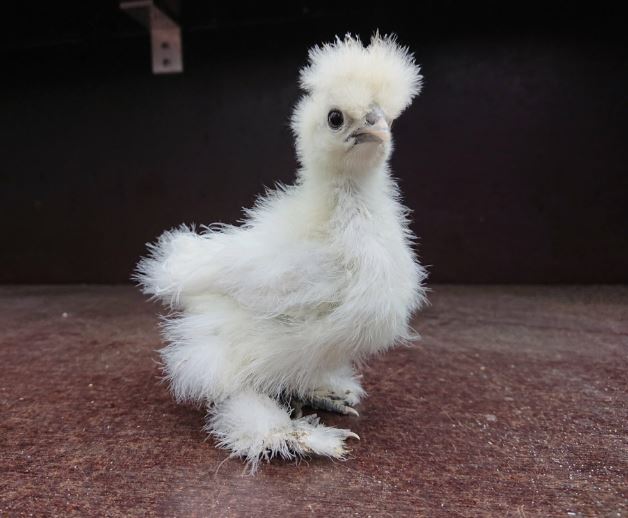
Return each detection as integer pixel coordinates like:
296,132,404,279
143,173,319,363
365,111,379,126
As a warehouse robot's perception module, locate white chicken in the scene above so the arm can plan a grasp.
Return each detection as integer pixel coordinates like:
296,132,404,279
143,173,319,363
135,33,427,470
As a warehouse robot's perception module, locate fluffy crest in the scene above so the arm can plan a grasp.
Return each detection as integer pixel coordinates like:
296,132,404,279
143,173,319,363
298,32,422,119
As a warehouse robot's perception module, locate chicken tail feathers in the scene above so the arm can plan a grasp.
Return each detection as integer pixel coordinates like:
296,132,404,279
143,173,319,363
132,224,205,308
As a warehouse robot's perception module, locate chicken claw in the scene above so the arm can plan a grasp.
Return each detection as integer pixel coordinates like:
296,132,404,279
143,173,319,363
293,389,361,417
309,394,360,416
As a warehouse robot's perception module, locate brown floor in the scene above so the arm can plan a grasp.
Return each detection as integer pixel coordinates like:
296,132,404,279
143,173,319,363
1,286,626,517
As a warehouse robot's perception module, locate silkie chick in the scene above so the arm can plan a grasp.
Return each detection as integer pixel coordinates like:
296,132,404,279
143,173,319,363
135,33,427,471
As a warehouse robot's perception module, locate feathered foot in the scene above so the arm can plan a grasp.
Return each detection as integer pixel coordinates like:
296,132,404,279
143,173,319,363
301,389,361,417
207,391,359,472
297,368,365,417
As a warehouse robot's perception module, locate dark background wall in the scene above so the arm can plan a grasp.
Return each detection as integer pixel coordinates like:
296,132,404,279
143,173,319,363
2,2,627,283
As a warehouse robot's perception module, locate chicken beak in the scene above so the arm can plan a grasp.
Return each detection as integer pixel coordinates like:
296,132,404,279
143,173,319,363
350,109,391,144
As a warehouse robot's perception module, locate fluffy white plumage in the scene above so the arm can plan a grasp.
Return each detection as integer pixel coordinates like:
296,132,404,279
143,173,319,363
135,33,427,471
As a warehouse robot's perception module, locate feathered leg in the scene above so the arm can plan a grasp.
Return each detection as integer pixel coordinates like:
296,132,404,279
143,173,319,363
206,391,359,472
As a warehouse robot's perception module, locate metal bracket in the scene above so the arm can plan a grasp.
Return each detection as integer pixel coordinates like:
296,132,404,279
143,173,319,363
121,1,183,74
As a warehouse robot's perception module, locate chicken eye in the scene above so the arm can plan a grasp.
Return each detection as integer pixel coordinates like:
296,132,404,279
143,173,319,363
327,109,344,130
